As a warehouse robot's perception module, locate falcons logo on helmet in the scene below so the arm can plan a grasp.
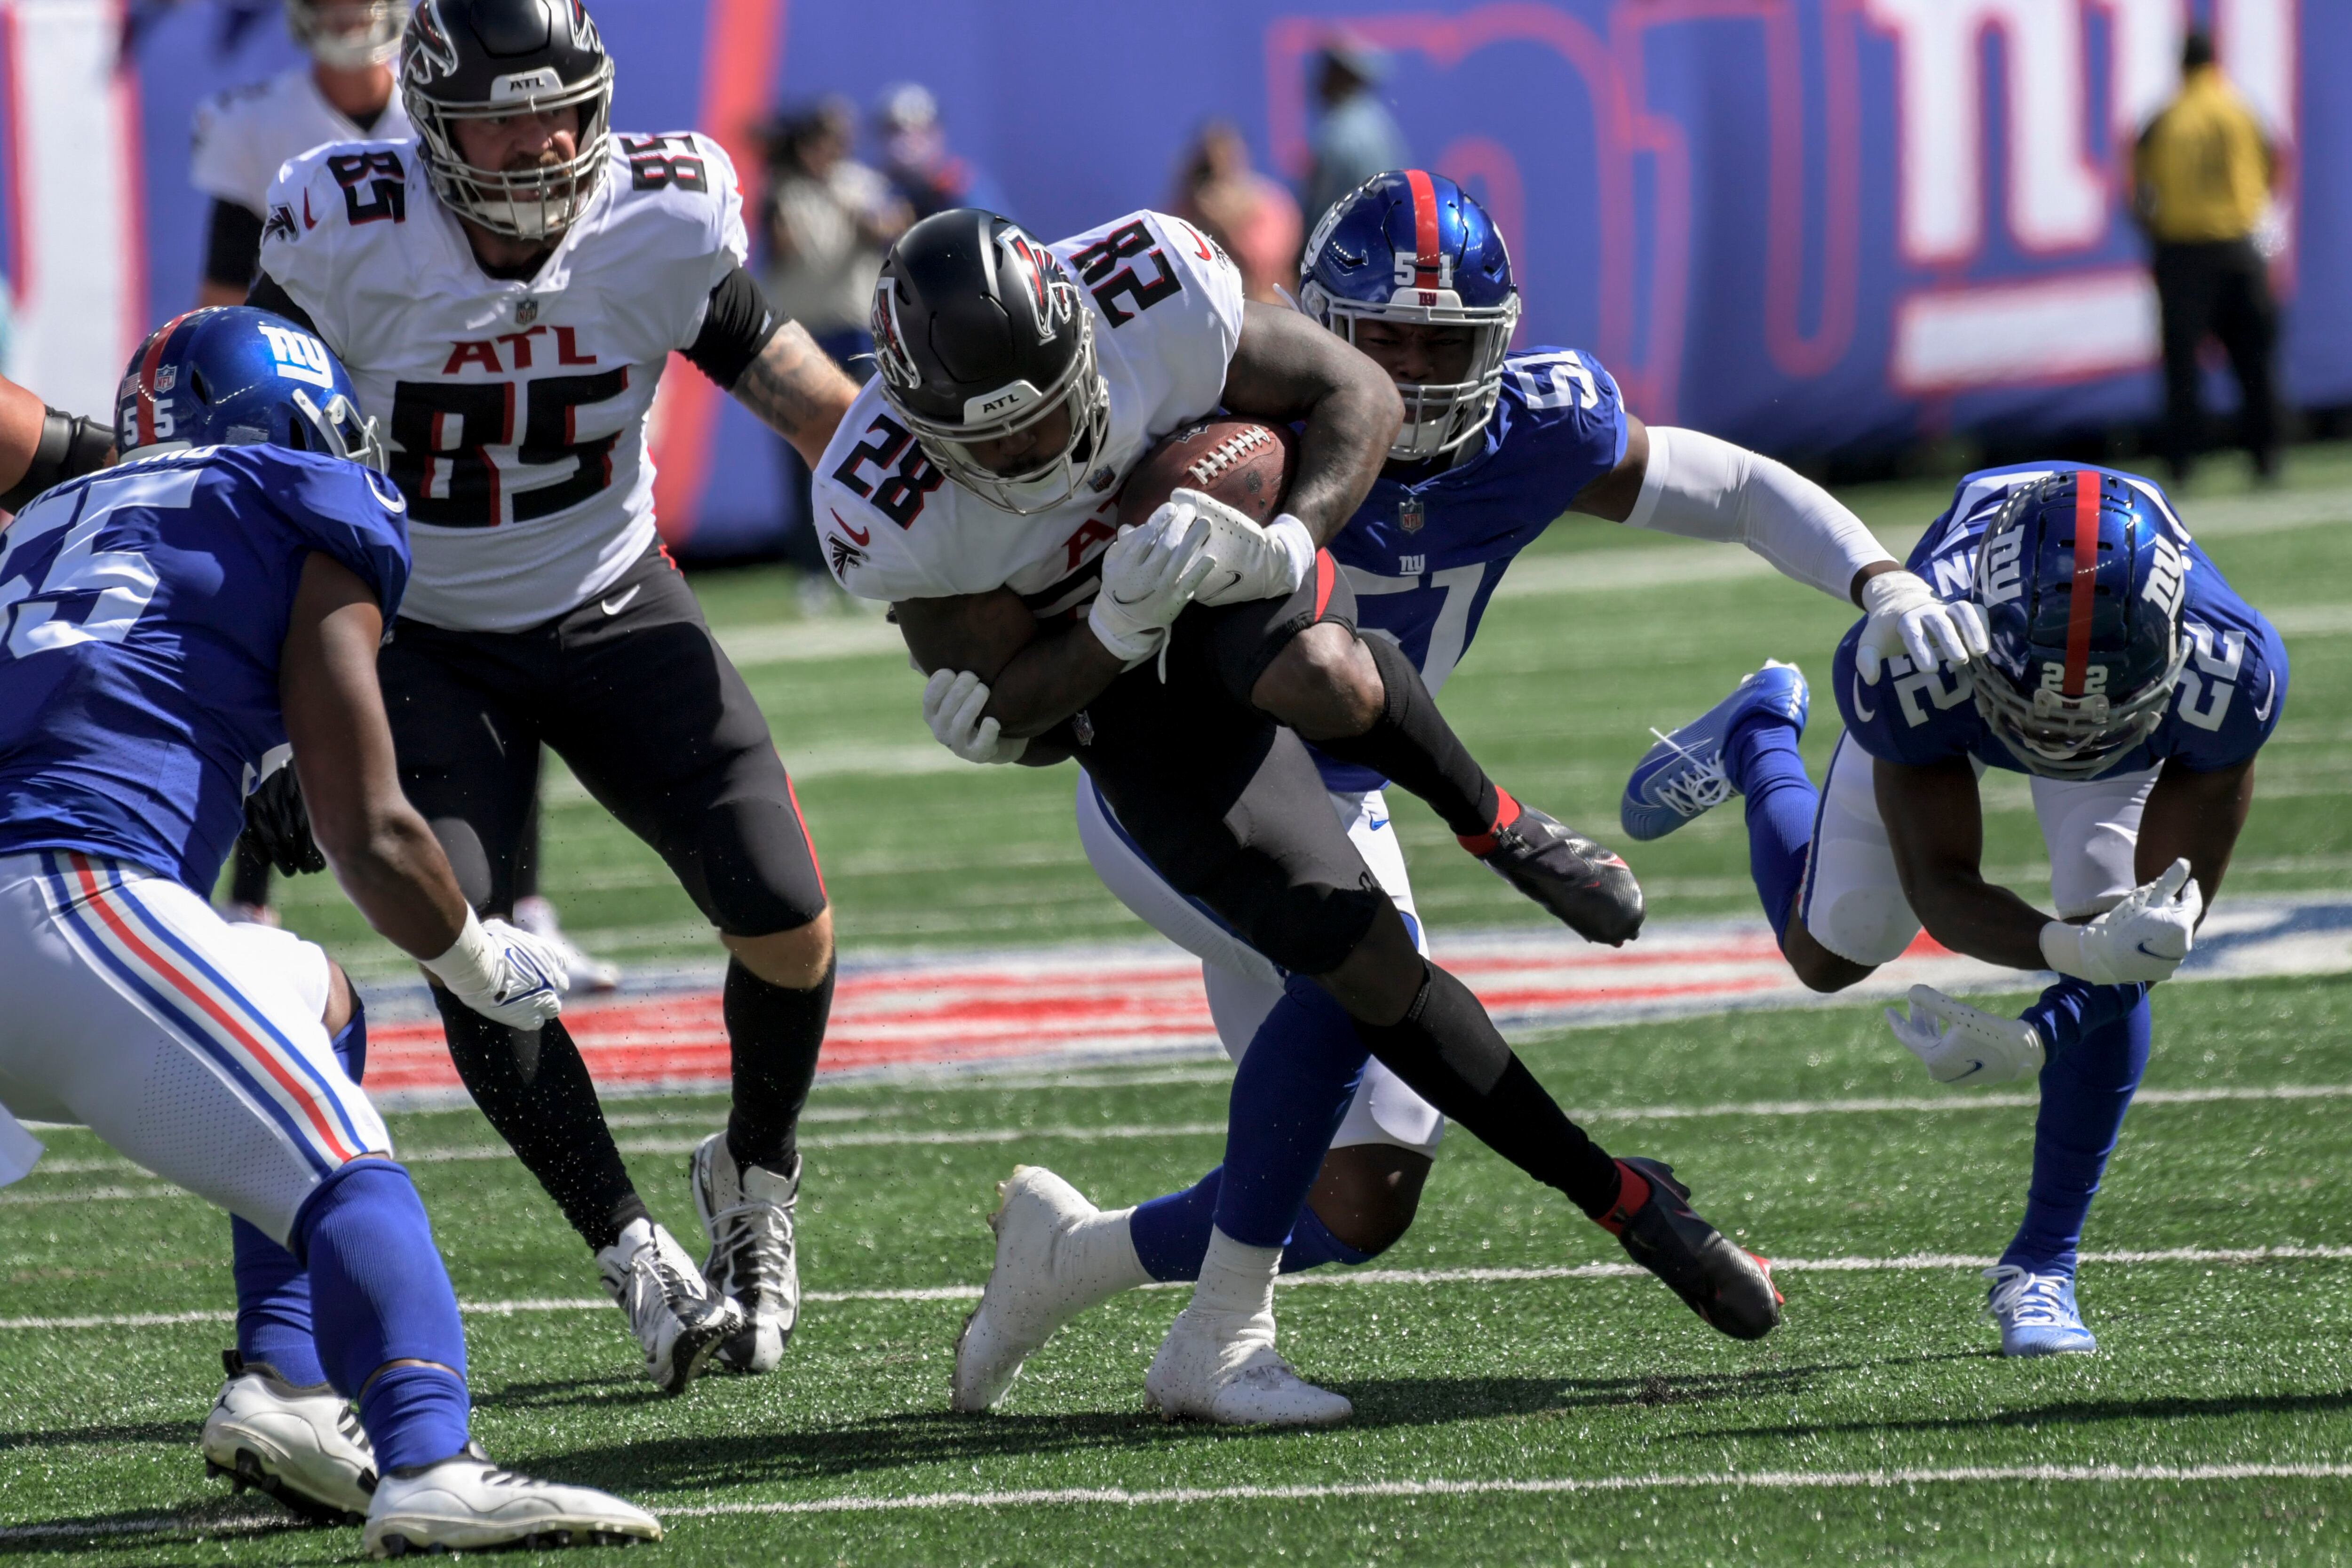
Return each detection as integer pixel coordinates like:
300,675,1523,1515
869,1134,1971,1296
870,280,921,392
407,0,460,82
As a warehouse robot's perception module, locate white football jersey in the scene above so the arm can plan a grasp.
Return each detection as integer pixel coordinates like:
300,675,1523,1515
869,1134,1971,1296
260,132,746,630
190,66,413,215
813,209,1246,616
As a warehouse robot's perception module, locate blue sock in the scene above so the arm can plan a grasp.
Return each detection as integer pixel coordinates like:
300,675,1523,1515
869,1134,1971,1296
1131,1168,1221,1283
295,1160,471,1473
1211,979,1368,1250
230,994,370,1386
2000,991,2153,1276
1130,1166,1383,1281
1724,716,1816,946
2020,977,2150,1057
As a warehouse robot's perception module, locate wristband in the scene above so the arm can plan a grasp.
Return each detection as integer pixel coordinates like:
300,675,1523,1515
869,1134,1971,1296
0,408,112,513
2038,920,2087,980
1267,515,1316,593
420,906,497,995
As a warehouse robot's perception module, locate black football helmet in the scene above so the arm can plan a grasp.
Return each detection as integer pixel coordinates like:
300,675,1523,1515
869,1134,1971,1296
401,0,613,242
869,208,1110,515
287,0,405,69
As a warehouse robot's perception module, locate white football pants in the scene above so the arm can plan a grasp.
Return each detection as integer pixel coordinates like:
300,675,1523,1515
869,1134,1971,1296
1076,776,1446,1158
0,851,386,1245
1798,732,2161,967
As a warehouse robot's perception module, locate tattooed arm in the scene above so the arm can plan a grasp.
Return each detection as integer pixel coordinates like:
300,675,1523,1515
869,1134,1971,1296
1217,300,1403,546
731,321,862,470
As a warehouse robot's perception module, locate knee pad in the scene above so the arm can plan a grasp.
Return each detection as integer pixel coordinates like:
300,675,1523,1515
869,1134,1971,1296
1228,878,1387,979
1204,555,1359,703
1807,884,1918,968
699,796,828,938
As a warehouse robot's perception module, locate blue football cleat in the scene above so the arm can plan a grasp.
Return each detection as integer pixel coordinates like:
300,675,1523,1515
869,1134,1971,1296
1984,1264,2097,1356
1620,661,1810,842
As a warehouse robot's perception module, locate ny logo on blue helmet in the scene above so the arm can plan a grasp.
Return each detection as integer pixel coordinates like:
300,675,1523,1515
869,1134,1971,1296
115,306,387,474
1972,470,2190,779
1299,170,1520,462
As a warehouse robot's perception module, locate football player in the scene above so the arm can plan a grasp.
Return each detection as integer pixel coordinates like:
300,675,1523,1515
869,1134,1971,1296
246,0,865,1393
939,173,1981,1420
1621,463,2284,1354
192,0,614,986
0,307,656,1552
814,190,1787,1428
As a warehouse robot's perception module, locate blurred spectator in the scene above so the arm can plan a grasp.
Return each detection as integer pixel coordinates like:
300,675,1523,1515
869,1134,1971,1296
1172,121,1302,304
874,82,1013,222
759,96,909,588
2134,30,2283,484
1303,36,1408,235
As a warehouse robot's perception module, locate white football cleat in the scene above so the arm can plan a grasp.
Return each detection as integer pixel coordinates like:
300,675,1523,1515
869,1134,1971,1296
363,1442,661,1558
513,895,620,993
691,1132,800,1375
1143,1305,1354,1428
952,1165,1150,1413
201,1351,376,1522
595,1218,742,1394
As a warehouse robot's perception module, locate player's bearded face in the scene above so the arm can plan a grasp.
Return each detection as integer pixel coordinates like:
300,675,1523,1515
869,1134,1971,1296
1353,321,1478,390
451,107,582,178
963,403,1076,478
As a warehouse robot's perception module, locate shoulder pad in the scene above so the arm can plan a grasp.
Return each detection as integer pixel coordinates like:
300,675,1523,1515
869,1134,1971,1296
610,132,735,206
277,139,420,233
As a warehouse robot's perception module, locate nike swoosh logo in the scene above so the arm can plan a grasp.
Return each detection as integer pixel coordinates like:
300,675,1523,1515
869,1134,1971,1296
2135,941,2174,959
2253,670,2275,723
829,509,870,547
600,586,642,616
1211,569,1243,597
1850,673,1877,724
302,191,317,231
1949,1059,1987,1082
1365,817,1390,831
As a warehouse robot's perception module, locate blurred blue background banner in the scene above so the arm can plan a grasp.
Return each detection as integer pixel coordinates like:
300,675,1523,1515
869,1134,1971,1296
7,0,2336,553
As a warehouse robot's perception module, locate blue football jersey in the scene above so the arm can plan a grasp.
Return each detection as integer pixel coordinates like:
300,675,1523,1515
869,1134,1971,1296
1315,347,1627,791
1831,462,2286,776
0,445,410,891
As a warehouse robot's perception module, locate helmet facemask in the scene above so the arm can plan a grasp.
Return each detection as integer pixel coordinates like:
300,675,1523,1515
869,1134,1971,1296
874,273,1112,517
288,387,391,474
286,0,406,69
1303,282,1519,462
405,59,613,243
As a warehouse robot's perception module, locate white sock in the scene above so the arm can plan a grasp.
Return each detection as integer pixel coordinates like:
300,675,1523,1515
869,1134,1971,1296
1188,1226,1282,1321
1059,1206,1153,1304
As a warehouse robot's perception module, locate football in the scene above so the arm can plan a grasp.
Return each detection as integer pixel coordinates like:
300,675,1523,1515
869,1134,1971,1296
1116,418,1298,532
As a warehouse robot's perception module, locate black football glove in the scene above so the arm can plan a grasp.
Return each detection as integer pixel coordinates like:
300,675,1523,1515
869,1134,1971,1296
242,764,326,877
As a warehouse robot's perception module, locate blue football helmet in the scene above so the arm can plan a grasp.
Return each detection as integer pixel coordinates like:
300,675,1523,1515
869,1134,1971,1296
1971,470,2190,779
115,306,386,472
1300,170,1521,461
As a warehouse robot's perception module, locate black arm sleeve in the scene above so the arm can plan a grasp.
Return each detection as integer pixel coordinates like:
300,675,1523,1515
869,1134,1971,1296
245,271,322,335
204,199,267,291
681,263,784,391
0,407,114,513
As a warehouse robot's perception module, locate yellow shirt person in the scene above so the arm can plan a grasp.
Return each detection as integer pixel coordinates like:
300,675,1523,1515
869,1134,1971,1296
2134,64,2277,244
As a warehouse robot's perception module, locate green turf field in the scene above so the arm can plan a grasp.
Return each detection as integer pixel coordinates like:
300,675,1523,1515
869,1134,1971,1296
4,451,2342,1563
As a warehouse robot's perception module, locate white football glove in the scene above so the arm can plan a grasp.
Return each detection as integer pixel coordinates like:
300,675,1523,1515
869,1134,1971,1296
421,907,568,1029
922,668,1026,764
1159,487,1317,608
1854,569,1990,682
1884,985,2046,1087
1087,511,1216,668
2038,858,2203,985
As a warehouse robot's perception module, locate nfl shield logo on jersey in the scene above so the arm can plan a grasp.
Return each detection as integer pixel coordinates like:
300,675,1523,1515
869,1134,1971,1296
516,299,539,326
1399,495,1425,534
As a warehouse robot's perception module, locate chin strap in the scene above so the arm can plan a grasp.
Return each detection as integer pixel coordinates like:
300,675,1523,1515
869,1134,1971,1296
0,408,114,513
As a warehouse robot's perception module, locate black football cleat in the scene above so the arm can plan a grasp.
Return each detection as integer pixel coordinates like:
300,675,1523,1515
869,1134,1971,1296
1598,1157,1781,1340
1462,797,1645,946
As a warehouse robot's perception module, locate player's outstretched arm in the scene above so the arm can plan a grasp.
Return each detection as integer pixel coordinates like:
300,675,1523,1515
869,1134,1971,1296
1876,756,2066,972
1570,416,1986,671
1219,301,1402,546
281,554,567,1026
728,320,862,470
0,373,114,513
2136,756,2256,920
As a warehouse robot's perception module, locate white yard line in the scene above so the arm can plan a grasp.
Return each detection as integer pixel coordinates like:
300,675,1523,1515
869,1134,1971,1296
665,1461,2352,1520
4,1244,2347,1332
14,1082,2346,1187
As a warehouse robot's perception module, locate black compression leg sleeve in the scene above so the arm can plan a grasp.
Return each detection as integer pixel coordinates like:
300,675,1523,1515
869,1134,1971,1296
1350,961,1623,1217
435,994,647,1250
723,958,833,1172
229,837,273,908
1312,634,1504,839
